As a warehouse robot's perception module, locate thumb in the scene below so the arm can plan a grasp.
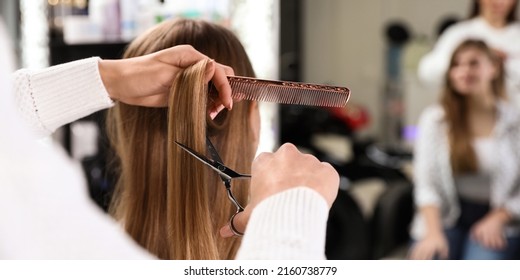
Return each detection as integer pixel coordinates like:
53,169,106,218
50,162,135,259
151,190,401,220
204,59,216,83
219,224,235,238
219,208,252,238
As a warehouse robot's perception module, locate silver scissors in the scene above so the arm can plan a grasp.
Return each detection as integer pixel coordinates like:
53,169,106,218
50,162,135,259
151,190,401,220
175,136,250,236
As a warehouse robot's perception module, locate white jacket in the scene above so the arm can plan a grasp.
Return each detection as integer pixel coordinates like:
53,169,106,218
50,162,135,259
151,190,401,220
411,103,520,239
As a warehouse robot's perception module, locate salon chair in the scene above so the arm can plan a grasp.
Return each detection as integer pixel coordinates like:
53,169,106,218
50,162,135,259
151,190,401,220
325,188,371,259
370,179,413,259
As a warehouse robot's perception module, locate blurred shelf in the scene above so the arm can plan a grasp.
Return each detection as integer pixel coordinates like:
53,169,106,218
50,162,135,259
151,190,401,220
50,40,129,65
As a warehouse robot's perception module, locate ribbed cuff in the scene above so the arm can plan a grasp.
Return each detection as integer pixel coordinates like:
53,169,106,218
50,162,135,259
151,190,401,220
236,187,329,260
30,57,114,133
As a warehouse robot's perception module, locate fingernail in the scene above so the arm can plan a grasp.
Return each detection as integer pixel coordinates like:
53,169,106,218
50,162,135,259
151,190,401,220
210,110,218,120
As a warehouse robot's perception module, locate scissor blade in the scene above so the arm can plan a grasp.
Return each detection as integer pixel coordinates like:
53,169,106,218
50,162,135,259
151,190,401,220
206,136,224,164
175,141,232,180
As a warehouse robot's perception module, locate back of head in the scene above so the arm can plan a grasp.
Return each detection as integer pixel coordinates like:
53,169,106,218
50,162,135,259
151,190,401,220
107,19,256,259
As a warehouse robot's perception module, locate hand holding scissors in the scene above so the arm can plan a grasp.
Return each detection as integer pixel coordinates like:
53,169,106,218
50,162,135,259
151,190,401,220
177,141,340,238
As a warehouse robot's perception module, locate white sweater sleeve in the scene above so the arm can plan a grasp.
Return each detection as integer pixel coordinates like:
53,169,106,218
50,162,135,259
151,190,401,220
505,56,520,93
1,24,152,259
0,141,156,259
12,57,114,137
417,26,465,89
413,106,444,207
236,187,329,260
502,116,520,218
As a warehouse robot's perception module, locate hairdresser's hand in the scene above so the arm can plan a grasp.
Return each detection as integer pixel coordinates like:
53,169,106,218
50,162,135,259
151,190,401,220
471,209,510,250
492,48,508,61
98,44,234,114
219,143,339,238
409,231,449,260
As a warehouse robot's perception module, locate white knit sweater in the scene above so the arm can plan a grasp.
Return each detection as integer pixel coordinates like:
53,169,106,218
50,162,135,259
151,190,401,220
411,103,520,239
1,28,329,259
418,17,520,105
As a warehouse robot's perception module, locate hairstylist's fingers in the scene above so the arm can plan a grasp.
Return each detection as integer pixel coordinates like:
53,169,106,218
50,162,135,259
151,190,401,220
159,45,208,67
219,224,234,238
219,209,251,238
204,59,216,82
209,104,226,120
218,62,235,76
159,45,231,89
210,62,233,110
278,142,301,153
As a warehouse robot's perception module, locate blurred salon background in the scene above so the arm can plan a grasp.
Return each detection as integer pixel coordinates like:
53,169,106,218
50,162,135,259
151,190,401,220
2,0,519,259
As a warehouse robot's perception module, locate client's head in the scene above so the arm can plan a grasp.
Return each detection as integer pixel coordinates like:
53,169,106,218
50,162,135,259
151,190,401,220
107,18,258,260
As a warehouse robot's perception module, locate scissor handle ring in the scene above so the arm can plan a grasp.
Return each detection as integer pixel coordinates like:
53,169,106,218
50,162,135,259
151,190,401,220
224,180,245,237
229,209,244,236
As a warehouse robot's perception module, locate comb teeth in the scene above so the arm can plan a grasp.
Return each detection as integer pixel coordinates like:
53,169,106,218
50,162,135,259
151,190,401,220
209,76,350,107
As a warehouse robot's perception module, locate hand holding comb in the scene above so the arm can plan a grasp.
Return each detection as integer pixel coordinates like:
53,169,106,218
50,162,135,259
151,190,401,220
209,76,350,107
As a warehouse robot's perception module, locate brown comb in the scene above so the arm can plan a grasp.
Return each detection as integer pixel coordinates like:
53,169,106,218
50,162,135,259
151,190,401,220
209,76,351,107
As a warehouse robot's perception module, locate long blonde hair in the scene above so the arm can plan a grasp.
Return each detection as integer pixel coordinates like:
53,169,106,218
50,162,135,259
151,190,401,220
107,19,256,259
441,39,505,175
